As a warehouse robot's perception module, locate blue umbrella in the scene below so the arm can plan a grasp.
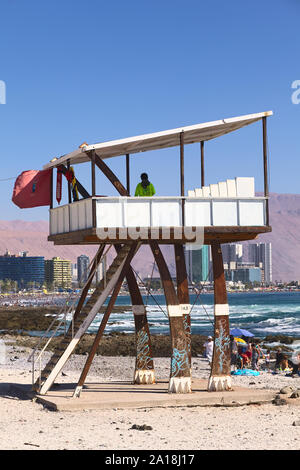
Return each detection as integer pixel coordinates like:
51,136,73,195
230,328,254,337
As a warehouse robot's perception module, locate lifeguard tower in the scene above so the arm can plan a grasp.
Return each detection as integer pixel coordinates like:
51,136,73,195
25,111,272,396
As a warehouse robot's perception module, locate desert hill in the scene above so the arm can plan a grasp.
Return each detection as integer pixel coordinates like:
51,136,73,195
0,193,299,281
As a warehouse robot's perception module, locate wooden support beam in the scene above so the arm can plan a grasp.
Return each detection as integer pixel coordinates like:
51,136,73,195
37,244,133,395
180,132,185,226
72,245,105,324
150,241,191,393
67,159,72,204
201,141,205,187
126,154,130,195
174,244,191,369
88,151,128,196
50,168,53,209
49,225,272,246
59,164,90,199
262,117,269,226
115,244,155,384
73,242,139,396
91,151,96,196
208,242,232,392
180,132,185,197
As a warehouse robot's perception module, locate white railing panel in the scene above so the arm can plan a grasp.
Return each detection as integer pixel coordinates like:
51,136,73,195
96,199,123,227
64,206,70,233
85,199,93,228
151,199,182,227
70,203,79,231
124,199,151,227
212,201,238,226
78,201,87,230
185,200,211,226
57,206,68,234
49,196,268,235
239,201,265,226
50,209,58,235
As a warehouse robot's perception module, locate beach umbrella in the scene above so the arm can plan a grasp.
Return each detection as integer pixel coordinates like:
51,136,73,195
234,337,246,344
230,328,254,337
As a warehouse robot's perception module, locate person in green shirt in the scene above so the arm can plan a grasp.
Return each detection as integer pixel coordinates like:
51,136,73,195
134,173,156,197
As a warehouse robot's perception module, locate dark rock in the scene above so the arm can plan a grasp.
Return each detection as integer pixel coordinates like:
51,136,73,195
273,398,287,406
130,424,153,431
264,334,295,345
280,386,295,394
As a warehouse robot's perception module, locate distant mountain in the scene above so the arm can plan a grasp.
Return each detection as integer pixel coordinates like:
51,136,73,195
0,219,173,279
251,193,300,282
0,193,299,281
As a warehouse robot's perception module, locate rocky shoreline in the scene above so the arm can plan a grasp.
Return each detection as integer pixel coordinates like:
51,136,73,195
0,306,299,357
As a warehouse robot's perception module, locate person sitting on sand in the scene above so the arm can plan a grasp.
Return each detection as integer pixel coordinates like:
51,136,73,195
275,348,288,372
237,353,244,369
289,352,300,377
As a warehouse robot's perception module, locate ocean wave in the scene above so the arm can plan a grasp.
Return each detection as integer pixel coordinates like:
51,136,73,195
53,292,300,338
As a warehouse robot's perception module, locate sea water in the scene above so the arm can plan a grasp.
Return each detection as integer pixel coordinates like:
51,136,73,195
47,291,300,339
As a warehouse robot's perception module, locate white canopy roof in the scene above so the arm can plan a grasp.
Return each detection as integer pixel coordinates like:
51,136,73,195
43,110,273,169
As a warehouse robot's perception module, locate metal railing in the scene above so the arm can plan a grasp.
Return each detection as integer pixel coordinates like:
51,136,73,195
49,195,268,236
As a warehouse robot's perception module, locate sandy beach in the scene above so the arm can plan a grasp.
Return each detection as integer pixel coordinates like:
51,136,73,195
1,339,300,451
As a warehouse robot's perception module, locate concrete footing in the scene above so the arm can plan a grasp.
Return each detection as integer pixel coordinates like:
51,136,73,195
134,369,155,385
12,378,276,412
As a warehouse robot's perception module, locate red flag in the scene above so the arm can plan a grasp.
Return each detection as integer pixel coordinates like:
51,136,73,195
56,167,63,204
12,169,52,208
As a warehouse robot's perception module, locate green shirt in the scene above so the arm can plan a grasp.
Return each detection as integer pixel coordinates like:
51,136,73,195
134,182,156,197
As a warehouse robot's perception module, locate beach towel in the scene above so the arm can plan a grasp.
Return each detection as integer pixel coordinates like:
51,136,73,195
232,369,260,376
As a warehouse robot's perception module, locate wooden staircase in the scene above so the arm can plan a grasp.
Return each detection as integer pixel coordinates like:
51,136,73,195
35,244,132,395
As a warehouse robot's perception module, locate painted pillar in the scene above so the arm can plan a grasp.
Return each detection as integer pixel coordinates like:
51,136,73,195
151,242,191,393
126,267,155,385
208,242,232,391
174,244,191,370
115,244,155,384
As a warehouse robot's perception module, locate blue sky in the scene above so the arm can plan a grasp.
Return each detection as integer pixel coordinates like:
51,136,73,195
1,0,299,221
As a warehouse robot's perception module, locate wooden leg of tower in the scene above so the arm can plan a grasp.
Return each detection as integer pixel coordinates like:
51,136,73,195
126,268,155,385
73,243,139,397
174,245,191,370
115,244,155,385
150,242,191,393
208,242,232,392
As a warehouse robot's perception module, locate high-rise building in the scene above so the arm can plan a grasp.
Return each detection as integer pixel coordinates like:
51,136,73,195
222,243,243,268
45,257,72,288
244,242,272,284
77,255,90,283
185,245,209,283
0,251,44,288
260,243,272,284
225,267,261,284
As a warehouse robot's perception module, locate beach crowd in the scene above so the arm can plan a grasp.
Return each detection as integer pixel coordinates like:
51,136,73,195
203,335,300,378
